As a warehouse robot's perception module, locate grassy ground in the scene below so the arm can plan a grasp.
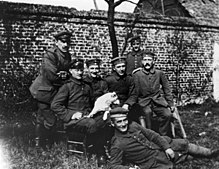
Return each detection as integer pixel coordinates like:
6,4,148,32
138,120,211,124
0,104,219,169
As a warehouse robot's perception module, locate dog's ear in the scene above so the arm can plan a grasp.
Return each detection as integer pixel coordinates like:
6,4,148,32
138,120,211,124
111,92,117,98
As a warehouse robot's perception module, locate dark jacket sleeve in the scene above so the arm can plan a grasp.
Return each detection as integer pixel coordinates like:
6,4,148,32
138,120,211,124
51,84,75,122
124,76,137,106
109,139,130,169
160,71,174,107
136,122,171,150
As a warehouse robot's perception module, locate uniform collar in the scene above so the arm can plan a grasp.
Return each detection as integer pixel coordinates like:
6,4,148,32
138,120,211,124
69,77,83,85
130,49,143,56
142,67,155,75
85,75,101,82
114,122,136,138
112,71,126,80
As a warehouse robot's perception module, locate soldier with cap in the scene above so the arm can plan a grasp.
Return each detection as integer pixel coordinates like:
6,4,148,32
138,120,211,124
51,59,109,166
133,51,174,137
126,36,145,75
104,56,137,111
84,58,108,106
108,107,219,169
29,30,72,148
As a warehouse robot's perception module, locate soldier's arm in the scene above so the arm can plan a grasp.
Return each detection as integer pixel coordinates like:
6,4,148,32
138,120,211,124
124,76,137,107
160,71,174,107
51,84,75,122
42,51,65,87
109,145,130,169
137,123,171,151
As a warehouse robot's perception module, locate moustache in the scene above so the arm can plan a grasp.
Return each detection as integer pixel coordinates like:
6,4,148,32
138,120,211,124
144,63,151,67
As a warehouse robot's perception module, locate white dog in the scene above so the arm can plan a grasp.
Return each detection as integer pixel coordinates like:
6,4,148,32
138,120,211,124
87,92,120,120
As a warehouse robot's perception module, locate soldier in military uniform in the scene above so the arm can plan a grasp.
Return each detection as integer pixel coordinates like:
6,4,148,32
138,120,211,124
126,36,145,75
133,51,175,137
108,107,219,169
51,59,108,166
29,31,72,148
84,58,108,106
104,57,137,111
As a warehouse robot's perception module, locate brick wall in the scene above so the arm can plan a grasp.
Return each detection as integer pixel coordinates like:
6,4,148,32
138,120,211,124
0,1,219,103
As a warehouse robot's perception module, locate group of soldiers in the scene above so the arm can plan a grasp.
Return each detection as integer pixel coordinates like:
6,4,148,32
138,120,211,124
29,30,219,169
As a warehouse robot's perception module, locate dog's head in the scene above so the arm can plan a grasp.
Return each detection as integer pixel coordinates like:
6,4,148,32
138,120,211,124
109,92,120,105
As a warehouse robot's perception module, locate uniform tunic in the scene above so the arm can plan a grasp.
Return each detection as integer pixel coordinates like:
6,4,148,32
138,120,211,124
109,121,189,169
126,50,144,75
105,72,137,107
51,77,92,123
133,68,174,108
84,75,108,105
30,46,71,128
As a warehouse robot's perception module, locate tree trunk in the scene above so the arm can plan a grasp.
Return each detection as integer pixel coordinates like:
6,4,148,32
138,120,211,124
107,0,119,58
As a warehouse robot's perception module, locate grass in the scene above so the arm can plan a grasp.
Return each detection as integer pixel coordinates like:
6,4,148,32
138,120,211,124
0,104,219,169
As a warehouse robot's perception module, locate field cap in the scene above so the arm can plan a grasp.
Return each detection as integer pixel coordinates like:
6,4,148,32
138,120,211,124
110,107,128,118
142,50,156,59
129,35,141,44
86,58,101,67
70,59,84,69
111,56,126,66
54,31,72,42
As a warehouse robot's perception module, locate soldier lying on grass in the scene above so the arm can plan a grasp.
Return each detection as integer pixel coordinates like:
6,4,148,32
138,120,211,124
108,107,219,169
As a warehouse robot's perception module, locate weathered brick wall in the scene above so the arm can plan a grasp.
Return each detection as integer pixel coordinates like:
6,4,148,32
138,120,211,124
0,1,219,103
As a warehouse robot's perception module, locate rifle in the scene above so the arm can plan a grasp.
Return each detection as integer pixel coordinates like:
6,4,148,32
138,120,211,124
171,107,187,139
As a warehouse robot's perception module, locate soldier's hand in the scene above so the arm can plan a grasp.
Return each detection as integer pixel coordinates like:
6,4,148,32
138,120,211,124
129,165,140,169
57,71,68,80
165,148,175,160
71,112,82,120
122,104,129,110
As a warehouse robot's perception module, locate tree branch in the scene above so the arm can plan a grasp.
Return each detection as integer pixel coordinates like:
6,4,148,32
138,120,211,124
114,0,127,7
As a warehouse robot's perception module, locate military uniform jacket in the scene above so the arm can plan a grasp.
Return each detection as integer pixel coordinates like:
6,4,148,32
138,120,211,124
126,50,144,75
51,77,92,123
109,121,173,169
29,46,71,103
104,72,137,106
133,68,174,108
84,75,108,104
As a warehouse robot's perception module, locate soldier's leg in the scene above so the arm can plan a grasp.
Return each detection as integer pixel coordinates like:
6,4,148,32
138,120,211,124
35,102,56,148
188,143,219,159
142,105,153,129
170,138,219,164
153,106,172,137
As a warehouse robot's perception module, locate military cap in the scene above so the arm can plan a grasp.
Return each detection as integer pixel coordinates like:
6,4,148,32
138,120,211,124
110,107,128,118
86,58,101,67
70,59,84,69
111,56,126,66
54,31,72,41
129,35,141,43
142,50,156,59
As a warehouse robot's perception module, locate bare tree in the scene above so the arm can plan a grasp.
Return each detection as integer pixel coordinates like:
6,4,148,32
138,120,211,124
104,0,140,58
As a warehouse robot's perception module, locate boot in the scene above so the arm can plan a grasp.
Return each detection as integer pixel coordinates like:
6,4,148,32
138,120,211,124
35,123,44,148
188,143,219,159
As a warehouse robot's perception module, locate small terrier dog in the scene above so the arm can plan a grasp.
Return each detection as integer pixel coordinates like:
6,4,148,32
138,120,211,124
87,92,120,120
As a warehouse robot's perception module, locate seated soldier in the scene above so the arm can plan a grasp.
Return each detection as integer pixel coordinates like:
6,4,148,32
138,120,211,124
84,58,108,106
51,58,108,166
108,107,219,169
133,51,174,137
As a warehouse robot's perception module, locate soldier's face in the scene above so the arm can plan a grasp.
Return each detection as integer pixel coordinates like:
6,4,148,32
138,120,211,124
111,116,128,133
88,65,100,78
132,40,140,52
56,39,70,52
70,68,84,80
142,56,154,70
113,63,126,76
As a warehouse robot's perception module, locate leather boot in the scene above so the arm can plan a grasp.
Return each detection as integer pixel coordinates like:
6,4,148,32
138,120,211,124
188,143,218,159
34,123,44,148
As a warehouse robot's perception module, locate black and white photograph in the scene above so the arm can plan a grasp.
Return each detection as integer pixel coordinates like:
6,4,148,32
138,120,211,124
0,0,219,168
